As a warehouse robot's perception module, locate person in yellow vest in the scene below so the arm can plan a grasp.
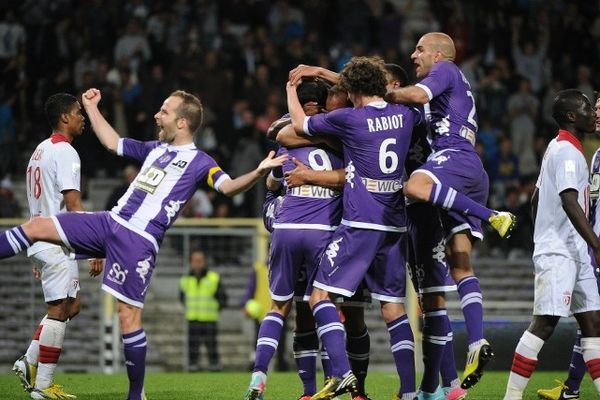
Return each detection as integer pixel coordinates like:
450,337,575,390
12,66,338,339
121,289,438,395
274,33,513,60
179,250,227,372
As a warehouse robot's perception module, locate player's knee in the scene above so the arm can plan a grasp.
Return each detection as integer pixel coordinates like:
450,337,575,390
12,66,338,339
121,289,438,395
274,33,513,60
421,293,446,311
380,302,405,323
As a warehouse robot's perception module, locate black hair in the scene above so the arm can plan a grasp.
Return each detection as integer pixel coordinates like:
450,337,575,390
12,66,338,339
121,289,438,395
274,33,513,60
297,78,329,108
44,93,79,130
384,63,409,87
552,89,586,127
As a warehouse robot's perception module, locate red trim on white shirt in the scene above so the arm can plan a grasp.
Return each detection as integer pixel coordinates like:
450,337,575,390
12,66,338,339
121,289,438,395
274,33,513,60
50,133,70,144
556,129,583,154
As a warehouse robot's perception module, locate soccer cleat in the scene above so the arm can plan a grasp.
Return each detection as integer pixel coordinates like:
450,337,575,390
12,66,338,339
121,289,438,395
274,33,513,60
461,339,495,389
417,386,446,400
13,355,37,392
537,380,579,400
311,373,358,400
297,396,312,400
30,384,76,399
444,385,468,400
351,393,372,400
489,211,516,239
244,372,266,400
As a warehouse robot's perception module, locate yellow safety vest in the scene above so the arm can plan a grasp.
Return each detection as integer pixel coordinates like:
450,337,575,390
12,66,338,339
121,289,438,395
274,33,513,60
180,271,220,322
253,261,271,321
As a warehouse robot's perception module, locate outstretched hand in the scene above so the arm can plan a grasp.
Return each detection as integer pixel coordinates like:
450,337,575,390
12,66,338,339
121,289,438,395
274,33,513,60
257,151,288,176
82,88,102,108
284,158,309,188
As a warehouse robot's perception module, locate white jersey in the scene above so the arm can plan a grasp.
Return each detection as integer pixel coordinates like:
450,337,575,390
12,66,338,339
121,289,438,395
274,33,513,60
590,148,600,237
533,131,590,263
26,134,81,256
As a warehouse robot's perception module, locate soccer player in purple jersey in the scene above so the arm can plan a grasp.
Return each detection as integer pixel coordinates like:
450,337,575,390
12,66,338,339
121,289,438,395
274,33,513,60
288,56,421,400
536,96,600,400
383,63,465,400
0,88,286,400
244,79,345,400
384,32,515,389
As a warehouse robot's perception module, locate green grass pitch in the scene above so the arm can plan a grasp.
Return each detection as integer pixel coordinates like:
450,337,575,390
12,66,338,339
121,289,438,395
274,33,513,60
0,371,595,399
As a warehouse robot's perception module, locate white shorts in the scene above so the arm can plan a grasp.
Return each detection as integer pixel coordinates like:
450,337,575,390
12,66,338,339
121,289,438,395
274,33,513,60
31,247,80,302
533,254,600,317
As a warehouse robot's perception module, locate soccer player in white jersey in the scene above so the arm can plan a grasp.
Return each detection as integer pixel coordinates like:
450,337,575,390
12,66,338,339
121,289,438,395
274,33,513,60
12,93,103,400
0,88,286,400
537,96,600,400
504,89,600,400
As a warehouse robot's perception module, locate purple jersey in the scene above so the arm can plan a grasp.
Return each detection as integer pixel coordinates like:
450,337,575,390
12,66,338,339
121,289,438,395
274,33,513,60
274,146,343,230
305,101,421,231
113,139,229,244
405,108,432,176
416,61,478,153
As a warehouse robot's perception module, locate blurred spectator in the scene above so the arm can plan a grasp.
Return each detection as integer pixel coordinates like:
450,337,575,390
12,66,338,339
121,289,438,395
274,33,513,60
0,86,16,179
181,189,214,219
113,19,151,73
104,164,140,210
0,11,26,65
0,176,20,218
507,77,538,174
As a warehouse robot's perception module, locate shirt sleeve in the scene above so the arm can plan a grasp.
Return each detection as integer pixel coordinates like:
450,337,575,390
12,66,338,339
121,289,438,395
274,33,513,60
55,145,81,192
202,155,231,191
555,147,583,194
415,62,453,101
118,138,160,162
306,108,352,137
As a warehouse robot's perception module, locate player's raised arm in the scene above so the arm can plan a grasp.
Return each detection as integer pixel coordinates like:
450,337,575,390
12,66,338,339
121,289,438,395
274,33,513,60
286,81,307,134
81,88,120,153
289,64,340,86
218,151,287,197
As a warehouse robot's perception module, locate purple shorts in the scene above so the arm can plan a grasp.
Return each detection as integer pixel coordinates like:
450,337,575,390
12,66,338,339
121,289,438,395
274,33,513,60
53,211,156,308
269,228,333,301
313,224,407,303
414,149,489,240
406,203,456,294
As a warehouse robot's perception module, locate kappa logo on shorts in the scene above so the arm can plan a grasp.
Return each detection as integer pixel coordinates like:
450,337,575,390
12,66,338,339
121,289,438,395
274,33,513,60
325,237,343,267
108,263,128,285
136,256,151,284
563,291,572,306
432,239,445,264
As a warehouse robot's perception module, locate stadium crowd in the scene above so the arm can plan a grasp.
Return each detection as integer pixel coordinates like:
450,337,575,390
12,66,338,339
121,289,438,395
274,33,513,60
1,0,599,253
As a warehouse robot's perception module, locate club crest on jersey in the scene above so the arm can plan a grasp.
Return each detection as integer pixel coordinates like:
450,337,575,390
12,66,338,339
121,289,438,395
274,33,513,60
135,166,166,194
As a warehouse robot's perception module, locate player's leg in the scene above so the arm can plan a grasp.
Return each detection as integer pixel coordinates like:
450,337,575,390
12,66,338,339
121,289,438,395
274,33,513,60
294,301,319,399
504,315,558,400
572,261,600,395
366,233,417,400
342,304,370,398
20,250,77,399
447,232,494,389
505,254,579,400
537,329,584,400
0,217,58,258
118,301,146,400
309,227,380,399
405,158,514,238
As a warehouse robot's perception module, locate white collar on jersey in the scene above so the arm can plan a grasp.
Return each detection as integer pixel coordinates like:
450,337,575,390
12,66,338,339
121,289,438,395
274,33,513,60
163,142,197,151
367,100,387,109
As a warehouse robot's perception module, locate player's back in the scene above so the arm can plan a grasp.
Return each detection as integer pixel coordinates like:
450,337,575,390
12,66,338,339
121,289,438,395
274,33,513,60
274,145,343,228
417,61,478,153
26,134,81,255
307,101,421,231
534,137,589,261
